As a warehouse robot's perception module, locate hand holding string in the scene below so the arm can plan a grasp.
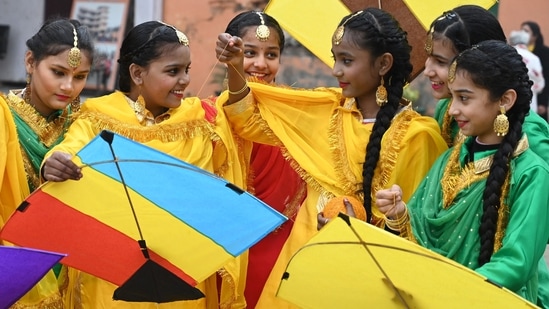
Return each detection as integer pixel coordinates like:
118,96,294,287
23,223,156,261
215,33,249,104
376,184,405,218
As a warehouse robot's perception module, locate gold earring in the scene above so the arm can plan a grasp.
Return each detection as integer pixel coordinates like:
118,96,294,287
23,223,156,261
425,30,434,55
493,105,509,137
376,77,388,106
24,74,31,104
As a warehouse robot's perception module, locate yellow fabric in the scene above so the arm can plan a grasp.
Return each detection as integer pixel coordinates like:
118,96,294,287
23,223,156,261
265,0,495,68
0,95,63,308
403,0,497,29
46,91,250,309
264,0,350,67
276,216,538,308
222,82,448,308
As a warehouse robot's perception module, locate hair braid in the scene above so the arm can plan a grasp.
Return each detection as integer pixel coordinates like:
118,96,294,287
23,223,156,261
341,8,412,221
453,40,531,265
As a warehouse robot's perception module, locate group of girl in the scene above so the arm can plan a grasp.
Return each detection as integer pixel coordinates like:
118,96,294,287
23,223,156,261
1,4,548,309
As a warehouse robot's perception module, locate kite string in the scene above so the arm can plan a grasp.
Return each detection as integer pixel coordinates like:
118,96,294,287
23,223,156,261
195,39,248,98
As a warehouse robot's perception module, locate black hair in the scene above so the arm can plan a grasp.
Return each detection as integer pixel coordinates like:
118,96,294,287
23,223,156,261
26,17,94,64
453,40,532,266
521,21,545,50
429,5,506,53
339,8,412,221
117,21,186,92
225,11,285,53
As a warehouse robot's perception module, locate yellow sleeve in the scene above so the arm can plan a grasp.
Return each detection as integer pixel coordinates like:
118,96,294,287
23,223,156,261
0,97,28,230
392,115,448,202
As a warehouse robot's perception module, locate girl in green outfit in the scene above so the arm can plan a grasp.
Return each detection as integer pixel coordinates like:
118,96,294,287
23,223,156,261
376,40,549,305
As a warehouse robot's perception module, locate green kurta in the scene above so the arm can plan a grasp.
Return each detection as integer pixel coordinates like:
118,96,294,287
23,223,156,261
408,136,549,303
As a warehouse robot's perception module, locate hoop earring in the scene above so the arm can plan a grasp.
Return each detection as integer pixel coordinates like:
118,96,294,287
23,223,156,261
376,76,388,106
493,105,509,137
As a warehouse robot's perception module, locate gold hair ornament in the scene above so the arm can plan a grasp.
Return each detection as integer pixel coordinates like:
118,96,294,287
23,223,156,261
68,26,81,68
255,12,270,42
332,10,363,45
448,60,457,83
425,29,434,55
158,21,189,46
493,105,509,137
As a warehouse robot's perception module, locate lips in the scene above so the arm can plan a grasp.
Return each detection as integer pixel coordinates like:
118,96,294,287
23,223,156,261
455,120,467,129
55,94,71,101
339,82,350,88
249,72,267,79
171,90,184,98
431,81,444,90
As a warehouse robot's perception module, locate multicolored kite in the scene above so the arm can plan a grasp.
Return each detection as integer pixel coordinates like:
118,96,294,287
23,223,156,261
1,130,287,302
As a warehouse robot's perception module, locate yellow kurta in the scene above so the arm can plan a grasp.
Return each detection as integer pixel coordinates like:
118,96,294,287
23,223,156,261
44,91,250,309
222,82,448,308
0,94,64,309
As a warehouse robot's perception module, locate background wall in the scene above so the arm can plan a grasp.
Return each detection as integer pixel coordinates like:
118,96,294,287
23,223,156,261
498,0,549,42
0,0,45,83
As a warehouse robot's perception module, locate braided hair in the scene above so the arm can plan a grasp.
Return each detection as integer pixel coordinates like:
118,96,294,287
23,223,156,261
225,11,285,53
338,8,412,221
429,5,506,53
117,21,185,92
452,40,532,266
26,17,94,64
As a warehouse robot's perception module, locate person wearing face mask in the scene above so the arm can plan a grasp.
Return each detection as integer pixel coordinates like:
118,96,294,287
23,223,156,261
521,21,549,121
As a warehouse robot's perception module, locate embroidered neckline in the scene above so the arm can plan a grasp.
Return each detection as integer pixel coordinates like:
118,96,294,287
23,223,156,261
124,95,171,126
5,90,73,147
441,135,529,208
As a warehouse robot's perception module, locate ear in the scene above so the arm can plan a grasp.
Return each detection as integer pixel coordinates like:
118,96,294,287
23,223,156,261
129,63,145,86
24,50,35,75
500,89,517,112
377,52,393,76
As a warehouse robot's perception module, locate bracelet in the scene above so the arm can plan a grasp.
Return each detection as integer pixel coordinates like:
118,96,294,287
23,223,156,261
384,202,409,232
228,83,249,95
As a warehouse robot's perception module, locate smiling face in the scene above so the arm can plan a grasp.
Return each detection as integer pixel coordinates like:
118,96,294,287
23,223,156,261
240,26,281,83
136,44,191,117
423,38,457,100
448,69,502,144
26,49,91,117
331,32,380,106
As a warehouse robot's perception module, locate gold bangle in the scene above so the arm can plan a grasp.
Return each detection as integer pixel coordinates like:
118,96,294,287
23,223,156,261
228,83,249,95
385,202,409,232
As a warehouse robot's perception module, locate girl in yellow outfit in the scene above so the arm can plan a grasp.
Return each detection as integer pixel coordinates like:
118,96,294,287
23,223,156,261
216,8,448,308
42,21,250,309
0,18,93,308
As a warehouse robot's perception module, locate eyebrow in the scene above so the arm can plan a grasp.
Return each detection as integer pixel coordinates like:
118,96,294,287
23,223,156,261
451,88,474,94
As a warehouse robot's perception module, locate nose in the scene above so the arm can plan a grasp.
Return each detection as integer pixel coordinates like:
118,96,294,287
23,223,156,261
332,63,342,77
423,57,434,77
448,99,458,116
254,55,267,69
60,76,74,93
179,72,190,86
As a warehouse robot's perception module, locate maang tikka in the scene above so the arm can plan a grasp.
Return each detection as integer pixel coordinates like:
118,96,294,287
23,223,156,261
332,10,363,45
255,12,270,42
67,26,81,68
